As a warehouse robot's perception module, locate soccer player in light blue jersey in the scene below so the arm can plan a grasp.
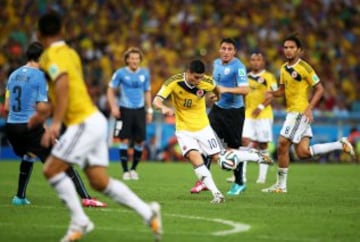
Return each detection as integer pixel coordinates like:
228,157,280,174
107,47,153,180
190,38,250,195
5,42,106,207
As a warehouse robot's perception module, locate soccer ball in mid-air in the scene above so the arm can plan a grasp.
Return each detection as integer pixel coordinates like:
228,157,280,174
217,150,240,170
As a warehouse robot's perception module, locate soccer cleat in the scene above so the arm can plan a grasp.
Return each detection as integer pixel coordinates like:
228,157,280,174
261,184,287,193
340,137,355,158
190,180,208,193
60,220,94,242
123,171,131,181
11,196,31,205
148,202,163,242
258,152,274,166
82,198,107,208
226,175,235,183
211,192,225,204
226,183,246,195
256,178,266,184
129,170,139,180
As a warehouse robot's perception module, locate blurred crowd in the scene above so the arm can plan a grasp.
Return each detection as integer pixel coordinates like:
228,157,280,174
0,0,360,117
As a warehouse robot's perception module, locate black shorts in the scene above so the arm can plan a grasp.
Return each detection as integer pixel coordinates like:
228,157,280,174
208,104,245,149
116,106,146,142
5,123,51,162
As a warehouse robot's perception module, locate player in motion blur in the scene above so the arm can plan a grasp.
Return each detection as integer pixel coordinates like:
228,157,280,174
153,59,225,204
242,52,278,184
263,35,355,193
36,11,162,242
5,42,105,208
107,47,153,181
191,38,249,195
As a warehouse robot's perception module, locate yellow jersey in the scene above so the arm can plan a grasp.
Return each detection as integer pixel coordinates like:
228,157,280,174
280,59,320,112
246,70,277,119
40,41,97,125
156,73,215,132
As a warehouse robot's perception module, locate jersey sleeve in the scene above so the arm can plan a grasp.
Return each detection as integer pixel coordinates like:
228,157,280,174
36,72,48,102
108,70,121,88
268,72,278,91
236,64,248,87
44,54,68,82
156,81,175,99
306,69,320,87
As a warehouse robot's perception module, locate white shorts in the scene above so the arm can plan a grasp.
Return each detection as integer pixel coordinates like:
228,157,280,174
175,125,222,157
51,111,109,169
242,118,273,143
280,112,313,144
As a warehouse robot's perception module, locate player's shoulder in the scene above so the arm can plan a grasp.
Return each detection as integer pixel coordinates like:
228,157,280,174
297,59,314,73
164,73,183,86
202,74,214,84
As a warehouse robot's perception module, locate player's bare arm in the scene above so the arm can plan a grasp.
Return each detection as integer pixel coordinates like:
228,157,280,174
42,73,68,147
304,82,324,123
106,86,120,118
28,102,52,128
144,90,153,123
153,96,174,116
265,84,285,99
217,85,249,95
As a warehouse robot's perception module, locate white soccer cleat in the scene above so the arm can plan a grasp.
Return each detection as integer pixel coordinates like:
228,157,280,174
210,192,225,204
130,170,139,180
256,178,266,184
148,202,163,242
340,137,355,158
261,184,287,193
122,171,131,181
225,175,235,183
60,220,94,242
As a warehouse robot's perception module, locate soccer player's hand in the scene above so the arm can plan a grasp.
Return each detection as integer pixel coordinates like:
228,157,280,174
252,108,261,117
161,106,174,116
111,106,121,119
303,107,313,123
41,122,61,147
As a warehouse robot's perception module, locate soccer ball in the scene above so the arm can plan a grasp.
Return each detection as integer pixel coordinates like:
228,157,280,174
217,150,239,170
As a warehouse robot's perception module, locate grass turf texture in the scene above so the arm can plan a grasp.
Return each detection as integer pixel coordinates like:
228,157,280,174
0,161,359,242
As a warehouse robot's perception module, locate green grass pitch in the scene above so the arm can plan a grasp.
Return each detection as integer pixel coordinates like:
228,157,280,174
0,161,359,242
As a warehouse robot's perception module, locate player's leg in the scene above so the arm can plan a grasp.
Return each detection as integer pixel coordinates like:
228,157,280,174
307,138,355,159
255,119,273,184
85,113,163,240
44,155,94,242
130,108,146,180
65,167,107,208
257,142,270,184
262,113,303,193
86,166,162,241
12,154,35,205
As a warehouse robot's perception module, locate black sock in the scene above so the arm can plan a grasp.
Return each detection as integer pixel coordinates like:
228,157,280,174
202,154,212,170
131,148,142,170
16,160,33,198
65,167,91,199
119,149,128,172
234,162,245,185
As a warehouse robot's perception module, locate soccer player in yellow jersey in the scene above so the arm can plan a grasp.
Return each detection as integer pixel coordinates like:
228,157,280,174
262,35,355,193
242,52,278,184
153,59,225,204
35,11,162,241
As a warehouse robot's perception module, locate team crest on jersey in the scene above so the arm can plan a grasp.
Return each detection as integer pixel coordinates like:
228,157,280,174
139,75,145,82
196,89,205,97
48,64,59,80
224,67,230,75
258,77,265,84
312,74,319,83
291,71,298,79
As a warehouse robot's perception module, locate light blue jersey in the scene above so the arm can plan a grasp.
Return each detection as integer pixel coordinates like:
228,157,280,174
213,57,248,109
6,66,48,123
109,67,150,108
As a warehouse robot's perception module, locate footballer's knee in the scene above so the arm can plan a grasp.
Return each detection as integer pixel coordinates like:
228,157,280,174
295,147,311,159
